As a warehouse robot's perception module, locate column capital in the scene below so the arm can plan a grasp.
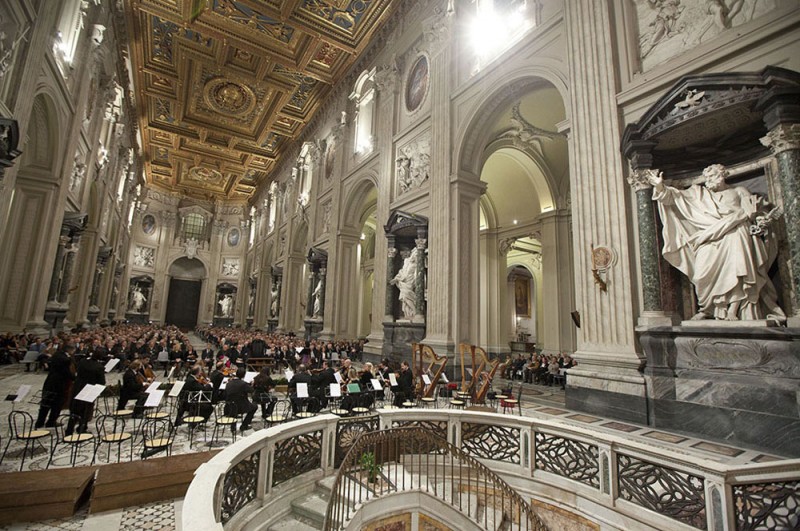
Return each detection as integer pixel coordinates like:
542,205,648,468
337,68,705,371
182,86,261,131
760,123,800,155
627,168,660,192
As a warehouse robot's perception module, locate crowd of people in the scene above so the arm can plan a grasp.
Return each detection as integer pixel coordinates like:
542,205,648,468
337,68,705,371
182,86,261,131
505,352,576,388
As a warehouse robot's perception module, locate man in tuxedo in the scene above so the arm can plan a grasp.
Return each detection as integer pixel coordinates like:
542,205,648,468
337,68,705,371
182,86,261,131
67,351,106,434
393,360,414,407
289,364,314,414
312,360,337,408
175,366,213,426
224,366,256,432
35,344,75,428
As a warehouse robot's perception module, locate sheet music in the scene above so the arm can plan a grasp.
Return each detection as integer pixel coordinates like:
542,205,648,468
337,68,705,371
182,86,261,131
146,381,162,394
333,372,343,384
388,373,398,386
297,382,309,398
244,371,258,383
75,384,105,403
220,377,229,390
329,383,341,397
104,358,120,373
168,380,185,397
422,374,431,385
13,385,31,403
295,346,304,353
370,378,382,391
167,367,175,380
144,389,164,408
284,369,295,382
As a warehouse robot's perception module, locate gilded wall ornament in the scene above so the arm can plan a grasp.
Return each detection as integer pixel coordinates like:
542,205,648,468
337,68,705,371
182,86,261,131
188,165,224,183
203,78,257,117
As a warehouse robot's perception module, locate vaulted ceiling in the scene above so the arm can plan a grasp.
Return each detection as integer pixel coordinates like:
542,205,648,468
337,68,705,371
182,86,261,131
125,0,399,200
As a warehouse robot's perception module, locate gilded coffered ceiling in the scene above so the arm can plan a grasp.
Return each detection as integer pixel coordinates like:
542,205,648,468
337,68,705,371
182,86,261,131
125,0,399,200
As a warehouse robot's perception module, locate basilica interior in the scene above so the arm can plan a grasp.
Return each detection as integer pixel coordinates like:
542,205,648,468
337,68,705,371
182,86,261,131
0,0,799,530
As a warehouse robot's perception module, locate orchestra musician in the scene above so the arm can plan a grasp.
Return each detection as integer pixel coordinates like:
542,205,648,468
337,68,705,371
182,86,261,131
34,343,76,429
393,360,414,407
174,366,213,427
339,358,357,385
66,350,106,435
252,367,277,420
118,360,149,417
210,361,226,403
288,364,314,414
312,360,337,408
224,366,257,432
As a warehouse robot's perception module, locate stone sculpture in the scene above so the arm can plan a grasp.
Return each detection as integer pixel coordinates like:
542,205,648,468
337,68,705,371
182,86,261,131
219,294,234,317
130,286,146,312
390,247,421,319
649,164,785,322
312,279,323,317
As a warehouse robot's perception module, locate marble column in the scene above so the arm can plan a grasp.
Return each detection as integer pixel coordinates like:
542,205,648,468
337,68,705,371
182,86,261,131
385,243,398,321
306,270,316,319
414,236,427,320
48,234,70,303
59,248,77,304
627,168,674,326
761,123,800,324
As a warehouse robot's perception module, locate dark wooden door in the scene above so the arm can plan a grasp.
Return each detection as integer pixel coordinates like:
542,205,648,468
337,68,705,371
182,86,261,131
165,279,201,329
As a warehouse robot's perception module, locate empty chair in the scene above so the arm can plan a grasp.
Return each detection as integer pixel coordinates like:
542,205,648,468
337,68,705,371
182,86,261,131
500,384,522,415
265,399,291,427
93,414,134,464
141,417,175,459
210,402,238,446
52,413,95,467
1,411,54,471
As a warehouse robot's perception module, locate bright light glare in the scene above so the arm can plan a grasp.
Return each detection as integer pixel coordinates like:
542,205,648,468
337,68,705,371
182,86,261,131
470,2,532,59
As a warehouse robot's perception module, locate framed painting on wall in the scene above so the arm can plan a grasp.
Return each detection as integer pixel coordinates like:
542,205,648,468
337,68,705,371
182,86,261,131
405,55,429,113
515,276,531,318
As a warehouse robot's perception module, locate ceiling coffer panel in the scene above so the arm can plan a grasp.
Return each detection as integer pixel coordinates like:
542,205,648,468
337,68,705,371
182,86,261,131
128,0,399,200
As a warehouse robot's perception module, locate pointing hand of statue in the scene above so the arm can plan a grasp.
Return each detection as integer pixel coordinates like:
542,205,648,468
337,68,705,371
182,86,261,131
646,170,664,189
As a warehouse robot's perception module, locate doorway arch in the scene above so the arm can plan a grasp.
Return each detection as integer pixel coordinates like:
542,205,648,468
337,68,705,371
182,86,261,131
165,257,206,328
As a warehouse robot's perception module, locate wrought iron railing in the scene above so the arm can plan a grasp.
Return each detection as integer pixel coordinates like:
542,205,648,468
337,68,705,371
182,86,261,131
182,409,800,531
323,426,548,531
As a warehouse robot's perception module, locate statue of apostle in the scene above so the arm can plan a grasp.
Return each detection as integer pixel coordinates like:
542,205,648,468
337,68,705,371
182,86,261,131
648,164,785,323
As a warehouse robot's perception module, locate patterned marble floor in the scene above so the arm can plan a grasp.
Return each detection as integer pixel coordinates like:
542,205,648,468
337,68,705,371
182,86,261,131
0,339,786,529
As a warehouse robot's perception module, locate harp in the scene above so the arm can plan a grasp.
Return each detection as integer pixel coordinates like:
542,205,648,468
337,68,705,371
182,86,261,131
460,343,508,404
412,343,447,398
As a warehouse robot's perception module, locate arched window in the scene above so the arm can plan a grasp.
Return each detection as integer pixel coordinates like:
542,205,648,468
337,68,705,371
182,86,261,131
350,68,377,155
182,212,206,241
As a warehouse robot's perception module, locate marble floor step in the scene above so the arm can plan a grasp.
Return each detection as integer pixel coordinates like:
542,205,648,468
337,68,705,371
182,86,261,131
268,514,322,531
290,492,329,526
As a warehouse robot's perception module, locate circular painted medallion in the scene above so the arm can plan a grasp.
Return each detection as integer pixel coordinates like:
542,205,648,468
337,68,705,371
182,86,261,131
227,227,241,247
405,55,429,113
203,78,257,117
141,214,157,235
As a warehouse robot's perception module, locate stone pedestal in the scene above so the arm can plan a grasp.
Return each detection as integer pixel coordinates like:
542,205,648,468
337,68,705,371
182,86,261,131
213,317,233,328
125,312,149,324
267,318,278,333
381,321,426,362
304,318,323,340
640,325,800,457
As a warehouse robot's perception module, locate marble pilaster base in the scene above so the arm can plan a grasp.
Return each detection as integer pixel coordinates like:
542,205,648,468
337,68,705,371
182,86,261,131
640,325,800,456
381,321,426,364
267,319,278,333
212,317,233,327
43,308,67,333
565,368,649,424
87,308,100,324
125,312,150,324
304,318,323,339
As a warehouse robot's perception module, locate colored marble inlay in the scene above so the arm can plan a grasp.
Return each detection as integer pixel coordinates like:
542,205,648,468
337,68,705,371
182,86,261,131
567,414,602,424
642,430,688,444
691,441,744,457
537,407,568,416
601,421,640,433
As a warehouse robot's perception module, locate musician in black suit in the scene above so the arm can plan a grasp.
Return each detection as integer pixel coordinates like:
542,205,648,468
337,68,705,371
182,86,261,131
224,366,256,432
67,351,106,434
175,366,213,426
35,344,76,429
118,360,147,417
393,360,414,407
312,360,337,408
288,364,314,413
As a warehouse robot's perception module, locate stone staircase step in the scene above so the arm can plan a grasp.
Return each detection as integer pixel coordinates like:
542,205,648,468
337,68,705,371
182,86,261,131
290,492,329,526
268,514,322,531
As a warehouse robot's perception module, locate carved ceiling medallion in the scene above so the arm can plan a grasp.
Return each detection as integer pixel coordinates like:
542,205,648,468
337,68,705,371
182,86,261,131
203,78,257,117
188,165,224,183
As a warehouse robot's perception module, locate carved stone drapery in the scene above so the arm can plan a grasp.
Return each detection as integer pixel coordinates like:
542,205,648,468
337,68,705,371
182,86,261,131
0,118,21,185
384,211,428,322
306,247,328,320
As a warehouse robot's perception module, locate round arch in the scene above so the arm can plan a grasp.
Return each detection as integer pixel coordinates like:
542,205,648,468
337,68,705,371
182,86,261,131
454,66,569,178
168,256,207,280
341,172,379,229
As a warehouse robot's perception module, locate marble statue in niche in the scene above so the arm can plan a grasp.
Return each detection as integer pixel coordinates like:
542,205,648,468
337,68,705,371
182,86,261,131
649,164,785,322
390,247,422,319
133,245,155,268
218,294,234,317
222,258,240,277
69,156,86,193
129,286,147,312
321,202,332,234
312,279,323,317
270,283,279,318
395,133,431,195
